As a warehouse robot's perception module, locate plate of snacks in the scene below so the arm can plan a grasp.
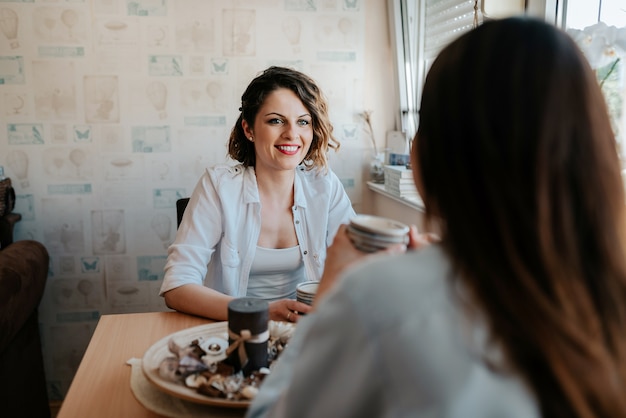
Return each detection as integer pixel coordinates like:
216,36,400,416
142,320,294,408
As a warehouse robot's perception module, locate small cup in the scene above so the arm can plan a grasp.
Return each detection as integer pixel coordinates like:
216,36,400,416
296,281,319,306
347,214,410,253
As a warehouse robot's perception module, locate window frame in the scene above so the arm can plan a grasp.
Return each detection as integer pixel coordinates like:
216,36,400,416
388,0,565,143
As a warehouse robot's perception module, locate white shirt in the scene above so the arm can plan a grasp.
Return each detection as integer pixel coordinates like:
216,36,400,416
160,163,355,297
247,246,304,301
246,244,540,418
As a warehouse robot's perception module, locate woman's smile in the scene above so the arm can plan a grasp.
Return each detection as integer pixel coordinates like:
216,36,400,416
242,87,314,172
276,144,301,155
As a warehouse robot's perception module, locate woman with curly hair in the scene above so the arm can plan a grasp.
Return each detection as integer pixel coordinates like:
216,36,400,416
161,66,356,322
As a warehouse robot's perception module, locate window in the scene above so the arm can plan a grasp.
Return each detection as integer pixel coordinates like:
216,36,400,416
565,0,625,27
388,0,482,143
564,0,626,160
389,0,626,158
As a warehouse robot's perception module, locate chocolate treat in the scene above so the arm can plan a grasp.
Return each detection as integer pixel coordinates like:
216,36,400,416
197,383,226,398
203,361,235,377
245,370,269,387
188,339,206,358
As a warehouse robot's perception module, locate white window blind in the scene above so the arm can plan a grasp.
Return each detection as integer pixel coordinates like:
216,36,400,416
410,0,481,136
388,0,483,141
424,0,481,61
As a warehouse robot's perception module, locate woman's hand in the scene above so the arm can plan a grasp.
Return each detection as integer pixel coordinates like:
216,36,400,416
268,298,312,323
313,223,437,309
314,224,405,307
407,225,440,250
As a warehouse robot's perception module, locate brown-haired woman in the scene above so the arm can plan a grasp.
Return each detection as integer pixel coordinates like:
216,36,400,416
160,66,355,322
247,18,626,418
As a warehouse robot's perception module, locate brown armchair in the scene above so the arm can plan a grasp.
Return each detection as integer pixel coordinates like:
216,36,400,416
0,240,50,417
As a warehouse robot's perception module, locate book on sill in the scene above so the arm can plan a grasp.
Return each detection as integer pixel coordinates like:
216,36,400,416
386,188,422,200
385,175,414,184
385,183,417,191
386,191,420,199
384,165,413,178
385,184,418,194
385,177,414,186
385,182,415,191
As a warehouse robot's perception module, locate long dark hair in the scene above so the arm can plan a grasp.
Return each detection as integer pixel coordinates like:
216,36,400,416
416,17,626,417
228,66,338,171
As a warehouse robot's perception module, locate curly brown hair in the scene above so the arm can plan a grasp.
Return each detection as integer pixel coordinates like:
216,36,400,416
228,66,339,171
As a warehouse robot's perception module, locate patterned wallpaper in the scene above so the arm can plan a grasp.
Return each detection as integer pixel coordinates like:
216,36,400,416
0,0,385,400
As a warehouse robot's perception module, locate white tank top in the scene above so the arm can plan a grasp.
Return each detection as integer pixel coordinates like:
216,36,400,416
247,245,305,301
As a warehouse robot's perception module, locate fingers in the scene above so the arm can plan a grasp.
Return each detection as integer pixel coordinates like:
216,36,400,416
425,232,441,243
293,300,312,314
382,243,407,255
276,300,312,323
408,225,440,250
408,225,419,242
288,301,312,322
285,309,301,323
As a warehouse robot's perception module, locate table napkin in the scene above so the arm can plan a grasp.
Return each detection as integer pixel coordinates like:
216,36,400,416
127,358,246,418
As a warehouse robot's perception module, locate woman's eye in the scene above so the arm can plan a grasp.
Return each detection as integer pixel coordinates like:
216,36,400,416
298,119,311,126
268,118,283,125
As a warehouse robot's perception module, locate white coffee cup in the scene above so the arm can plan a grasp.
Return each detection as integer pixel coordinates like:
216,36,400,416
296,281,319,306
347,214,410,253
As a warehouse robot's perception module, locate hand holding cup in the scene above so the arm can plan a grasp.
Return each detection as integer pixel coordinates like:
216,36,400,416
315,215,436,309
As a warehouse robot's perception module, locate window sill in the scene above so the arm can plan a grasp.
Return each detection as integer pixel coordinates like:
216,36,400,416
366,181,425,212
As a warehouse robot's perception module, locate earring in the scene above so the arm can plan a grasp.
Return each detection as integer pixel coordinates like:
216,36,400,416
248,136,254,142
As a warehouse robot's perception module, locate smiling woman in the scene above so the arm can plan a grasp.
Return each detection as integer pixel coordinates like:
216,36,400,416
159,66,356,324
240,88,314,175
230,66,339,172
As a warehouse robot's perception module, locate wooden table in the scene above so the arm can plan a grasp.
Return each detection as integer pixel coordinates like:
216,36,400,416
57,311,215,418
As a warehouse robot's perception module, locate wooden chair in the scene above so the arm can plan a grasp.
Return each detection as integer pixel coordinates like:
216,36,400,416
176,198,190,228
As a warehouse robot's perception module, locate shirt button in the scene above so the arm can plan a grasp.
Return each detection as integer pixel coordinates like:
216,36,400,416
303,250,308,255
295,220,300,224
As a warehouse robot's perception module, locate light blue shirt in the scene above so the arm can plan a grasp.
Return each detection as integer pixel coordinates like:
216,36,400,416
246,244,540,418
160,163,355,297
